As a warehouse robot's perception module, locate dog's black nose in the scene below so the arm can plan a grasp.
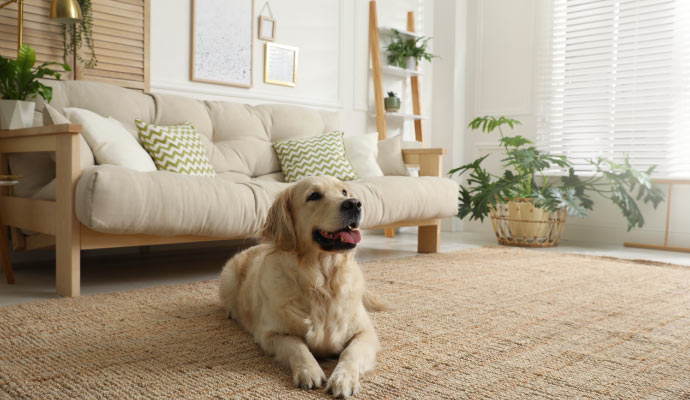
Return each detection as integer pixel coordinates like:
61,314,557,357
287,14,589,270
341,198,362,212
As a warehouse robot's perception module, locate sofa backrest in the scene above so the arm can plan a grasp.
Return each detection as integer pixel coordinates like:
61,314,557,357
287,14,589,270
39,80,156,138
38,80,339,180
152,93,338,179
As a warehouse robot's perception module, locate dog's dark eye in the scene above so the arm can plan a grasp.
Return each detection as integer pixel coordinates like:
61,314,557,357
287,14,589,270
307,192,322,202
342,189,348,196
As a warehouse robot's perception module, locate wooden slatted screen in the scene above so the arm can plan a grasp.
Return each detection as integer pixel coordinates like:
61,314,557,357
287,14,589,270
0,0,73,79
77,0,150,91
0,0,149,91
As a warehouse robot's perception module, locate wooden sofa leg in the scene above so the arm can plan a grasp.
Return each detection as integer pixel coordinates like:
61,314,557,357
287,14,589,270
418,219,441,253
384,228,396,238
56,134,81,297
0,226,14,284
56,231,80,297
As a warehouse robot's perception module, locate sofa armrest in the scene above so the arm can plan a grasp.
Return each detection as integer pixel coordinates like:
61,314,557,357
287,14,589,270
402,148,447,177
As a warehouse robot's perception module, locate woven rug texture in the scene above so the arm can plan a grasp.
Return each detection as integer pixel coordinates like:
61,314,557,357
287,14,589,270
1,247,690,399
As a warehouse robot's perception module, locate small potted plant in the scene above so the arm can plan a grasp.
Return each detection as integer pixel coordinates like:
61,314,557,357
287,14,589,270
384,91,400,112
0,45,70,130
449,115,665,247
386,29,436,70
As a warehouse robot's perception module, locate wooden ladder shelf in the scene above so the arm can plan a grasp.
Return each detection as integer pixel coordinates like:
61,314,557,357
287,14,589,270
369,1,426,238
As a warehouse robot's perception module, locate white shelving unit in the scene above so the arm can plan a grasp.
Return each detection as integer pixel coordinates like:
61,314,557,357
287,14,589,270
370,25,426,130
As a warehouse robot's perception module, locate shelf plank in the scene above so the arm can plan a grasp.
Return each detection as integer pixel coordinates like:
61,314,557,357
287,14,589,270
379,26,423,39
369,112,428,121
375,64,423,78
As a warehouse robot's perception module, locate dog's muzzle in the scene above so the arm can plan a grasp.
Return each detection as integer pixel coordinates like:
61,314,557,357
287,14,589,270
341,198,362,223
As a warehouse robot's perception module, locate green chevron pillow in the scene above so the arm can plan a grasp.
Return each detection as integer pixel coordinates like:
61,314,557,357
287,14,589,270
273,131,359,183
135,120,216,177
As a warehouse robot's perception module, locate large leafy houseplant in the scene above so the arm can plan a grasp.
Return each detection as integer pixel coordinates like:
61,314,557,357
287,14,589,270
449,116,664,239
0,45,70,129
386,29,436,69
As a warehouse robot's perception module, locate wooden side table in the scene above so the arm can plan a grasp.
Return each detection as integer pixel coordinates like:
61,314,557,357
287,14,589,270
0,176,20,284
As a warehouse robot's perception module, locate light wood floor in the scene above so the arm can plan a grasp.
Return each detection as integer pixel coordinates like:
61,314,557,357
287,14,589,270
1,230,689,306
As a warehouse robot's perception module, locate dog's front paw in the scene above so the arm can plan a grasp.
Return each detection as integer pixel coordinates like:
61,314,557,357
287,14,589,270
326,364,361,398
292,361,326,390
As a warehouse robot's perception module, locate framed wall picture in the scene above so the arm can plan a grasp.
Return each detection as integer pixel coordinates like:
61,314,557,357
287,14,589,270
264,43,298,87
258,16,276,41
191,0,254,88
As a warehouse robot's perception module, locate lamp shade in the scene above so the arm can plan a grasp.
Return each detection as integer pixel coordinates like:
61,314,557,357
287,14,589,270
50,0,82,24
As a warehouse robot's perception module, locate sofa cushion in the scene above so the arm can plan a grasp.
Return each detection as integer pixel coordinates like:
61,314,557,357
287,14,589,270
273,131,359,182
344,133,384,178
377,134,410,176
44,104,96,169
75,165,459,237
65,108,157,172
136,120,216,177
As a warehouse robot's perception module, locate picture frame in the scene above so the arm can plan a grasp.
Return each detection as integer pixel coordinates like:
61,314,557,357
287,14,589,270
191,0,254,88
264,43,298,87
258,15,276,41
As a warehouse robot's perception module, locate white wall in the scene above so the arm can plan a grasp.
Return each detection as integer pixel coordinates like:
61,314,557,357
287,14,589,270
150,0,434,144
430,0,468,232
462,0,690,247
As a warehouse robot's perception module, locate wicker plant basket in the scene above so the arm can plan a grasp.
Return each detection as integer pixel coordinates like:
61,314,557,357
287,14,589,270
489,199,567,247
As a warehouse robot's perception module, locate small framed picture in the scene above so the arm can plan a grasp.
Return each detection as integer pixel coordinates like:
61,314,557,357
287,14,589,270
264,42,298,87
258,16,276,41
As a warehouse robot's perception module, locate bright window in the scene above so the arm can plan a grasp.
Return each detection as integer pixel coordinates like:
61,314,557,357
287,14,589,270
537,0,690,177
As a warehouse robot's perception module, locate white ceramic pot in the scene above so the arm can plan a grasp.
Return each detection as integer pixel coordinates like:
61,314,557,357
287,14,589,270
406,56,417,71
0,99,35,130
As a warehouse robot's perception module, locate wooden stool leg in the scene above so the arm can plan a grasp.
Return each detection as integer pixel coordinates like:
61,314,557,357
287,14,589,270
0,225,14,284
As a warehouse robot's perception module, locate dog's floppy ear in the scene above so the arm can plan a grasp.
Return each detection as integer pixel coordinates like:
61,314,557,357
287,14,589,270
261,187,296,251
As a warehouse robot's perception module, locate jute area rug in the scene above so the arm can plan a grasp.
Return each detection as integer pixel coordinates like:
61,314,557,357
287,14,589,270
1,247,690,399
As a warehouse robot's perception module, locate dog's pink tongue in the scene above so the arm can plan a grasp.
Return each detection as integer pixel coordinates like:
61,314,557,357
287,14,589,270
337,229,361,244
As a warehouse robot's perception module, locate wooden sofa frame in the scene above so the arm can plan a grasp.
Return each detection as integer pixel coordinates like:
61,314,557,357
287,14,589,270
0,124,447,297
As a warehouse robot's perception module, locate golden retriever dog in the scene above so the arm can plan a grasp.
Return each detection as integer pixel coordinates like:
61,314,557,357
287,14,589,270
219,176,384,398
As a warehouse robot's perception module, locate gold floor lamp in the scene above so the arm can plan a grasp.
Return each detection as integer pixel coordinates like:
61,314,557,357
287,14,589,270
0,0,83,55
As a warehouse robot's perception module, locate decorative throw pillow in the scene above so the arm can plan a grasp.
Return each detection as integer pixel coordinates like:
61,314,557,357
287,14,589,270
44,103,96,169
273,131,359,183
64,107,156,172
135,119,216,177
377,134,410,176
343,132,384,178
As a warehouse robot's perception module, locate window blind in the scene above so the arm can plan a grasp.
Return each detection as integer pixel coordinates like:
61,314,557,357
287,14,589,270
536,0,690,177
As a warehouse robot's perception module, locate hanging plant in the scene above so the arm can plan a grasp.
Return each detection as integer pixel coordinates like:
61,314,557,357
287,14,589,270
60,0,97,69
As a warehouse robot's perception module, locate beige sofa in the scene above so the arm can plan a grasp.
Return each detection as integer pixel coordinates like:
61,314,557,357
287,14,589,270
0,81,458,297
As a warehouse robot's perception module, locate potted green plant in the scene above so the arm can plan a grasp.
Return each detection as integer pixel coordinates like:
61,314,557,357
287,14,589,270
384,91,400,112
449,115,665,247
386,29,436,70
0,45,70,130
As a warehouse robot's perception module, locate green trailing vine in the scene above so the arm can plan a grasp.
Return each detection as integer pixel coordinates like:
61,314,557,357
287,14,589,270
61,0,97,69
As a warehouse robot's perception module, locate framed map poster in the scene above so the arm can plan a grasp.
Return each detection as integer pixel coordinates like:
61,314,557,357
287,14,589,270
191,0,254,88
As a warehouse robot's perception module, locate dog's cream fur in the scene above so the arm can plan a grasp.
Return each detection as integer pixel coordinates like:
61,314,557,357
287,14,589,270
219,176,383,398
